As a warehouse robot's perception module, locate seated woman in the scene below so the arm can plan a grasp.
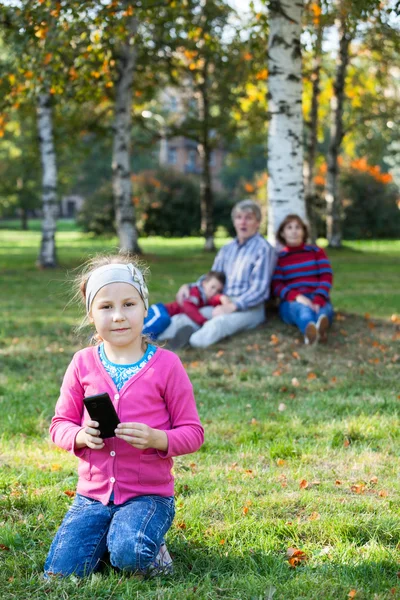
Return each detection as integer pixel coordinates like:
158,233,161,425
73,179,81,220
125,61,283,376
272,214,334,345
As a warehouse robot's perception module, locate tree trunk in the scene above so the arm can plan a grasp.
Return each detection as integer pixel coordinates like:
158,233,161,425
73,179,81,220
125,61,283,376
21,207,28,231
304,0,322,244
267,0,306,244
198,59,215,252
112,15,140,254
37,93,58,268
325,15,352,248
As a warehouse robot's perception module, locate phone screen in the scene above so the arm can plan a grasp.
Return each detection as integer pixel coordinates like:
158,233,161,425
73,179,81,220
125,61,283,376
83,393,120,439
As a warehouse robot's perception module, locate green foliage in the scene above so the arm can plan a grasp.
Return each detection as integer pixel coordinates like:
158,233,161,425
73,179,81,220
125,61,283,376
341,171,400,239
77,169,235,238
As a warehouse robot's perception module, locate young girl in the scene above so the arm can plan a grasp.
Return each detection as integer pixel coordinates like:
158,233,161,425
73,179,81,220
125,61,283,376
44,255,204,578
272,215,334,344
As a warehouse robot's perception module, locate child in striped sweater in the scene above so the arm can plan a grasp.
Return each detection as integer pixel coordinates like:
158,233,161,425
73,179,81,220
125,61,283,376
272,215,334,345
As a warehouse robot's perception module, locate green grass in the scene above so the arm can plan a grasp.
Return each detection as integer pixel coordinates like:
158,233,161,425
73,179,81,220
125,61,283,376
0,229,399,599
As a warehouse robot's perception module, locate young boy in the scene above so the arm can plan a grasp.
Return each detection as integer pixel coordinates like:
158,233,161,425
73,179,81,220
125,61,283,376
143,271,227,340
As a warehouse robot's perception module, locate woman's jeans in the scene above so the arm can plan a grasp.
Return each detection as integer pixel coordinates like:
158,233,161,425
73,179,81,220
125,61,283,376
44,494,175,578
279,299,334,335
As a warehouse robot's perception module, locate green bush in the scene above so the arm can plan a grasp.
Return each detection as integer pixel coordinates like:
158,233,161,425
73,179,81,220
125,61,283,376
341,171,400,239
77,169,235,237
76,183,115,235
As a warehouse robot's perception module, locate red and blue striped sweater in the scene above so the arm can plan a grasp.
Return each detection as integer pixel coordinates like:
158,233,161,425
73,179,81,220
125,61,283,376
272,244,333,306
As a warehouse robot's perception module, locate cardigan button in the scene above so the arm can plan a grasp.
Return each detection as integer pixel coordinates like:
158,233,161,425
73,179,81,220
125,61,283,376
114,394,120,400
110,451,116,457
110,477,115,483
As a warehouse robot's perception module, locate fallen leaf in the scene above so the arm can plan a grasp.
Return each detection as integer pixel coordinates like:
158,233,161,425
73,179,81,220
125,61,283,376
299,479,309,489
216,350,224,357
379,490,388,497
219,539,226,545
343,438,351,447
336,313,346,321
63,490,75,498
291,377,300,387
287,547,308,567
364,313,371,320
369,476,378,485
292,351,300,360
273,370,282,376
335,480,342,485
276,458,286,466
350,484,365,494
307,372,317,380
367,321,375,329
251,417,258,425
0,544,10,551
348,590,357,599
391,314,400,324
242,506,249,515
308,511,320,521
270,334,279,345
331,376,337,383
175,521,187,529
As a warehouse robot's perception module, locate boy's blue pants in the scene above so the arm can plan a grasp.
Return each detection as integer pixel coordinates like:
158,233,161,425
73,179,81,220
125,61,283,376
142,303,172,339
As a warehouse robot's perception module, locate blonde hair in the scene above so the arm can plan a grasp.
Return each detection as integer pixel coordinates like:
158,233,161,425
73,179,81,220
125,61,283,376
72,251,151,347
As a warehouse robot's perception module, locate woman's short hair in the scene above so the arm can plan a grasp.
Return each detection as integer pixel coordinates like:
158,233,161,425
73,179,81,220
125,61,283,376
231,199,262,223
276,214,309,245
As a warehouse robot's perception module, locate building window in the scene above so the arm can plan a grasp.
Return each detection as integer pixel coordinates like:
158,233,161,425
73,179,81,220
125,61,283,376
187,149,197,170
167,147,177,165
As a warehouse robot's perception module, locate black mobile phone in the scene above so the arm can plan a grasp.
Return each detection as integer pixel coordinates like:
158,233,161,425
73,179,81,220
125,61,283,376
83,392,120,439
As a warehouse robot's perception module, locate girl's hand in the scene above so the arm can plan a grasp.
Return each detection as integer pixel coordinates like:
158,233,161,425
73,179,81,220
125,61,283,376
115,422,168,451
295,294,314,309
75,420,105,450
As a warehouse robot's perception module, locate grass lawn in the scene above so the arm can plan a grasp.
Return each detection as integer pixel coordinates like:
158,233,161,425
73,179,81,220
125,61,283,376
0,229,399,600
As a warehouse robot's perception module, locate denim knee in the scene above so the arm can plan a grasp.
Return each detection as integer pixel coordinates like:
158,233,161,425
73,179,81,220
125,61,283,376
109,533,157,572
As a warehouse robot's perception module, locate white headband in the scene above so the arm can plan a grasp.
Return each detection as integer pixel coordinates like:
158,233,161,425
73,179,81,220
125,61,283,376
85,263,149,313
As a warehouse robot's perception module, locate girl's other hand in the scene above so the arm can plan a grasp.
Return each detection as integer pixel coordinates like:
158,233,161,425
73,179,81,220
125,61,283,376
115,422,168,452
75,420,105,450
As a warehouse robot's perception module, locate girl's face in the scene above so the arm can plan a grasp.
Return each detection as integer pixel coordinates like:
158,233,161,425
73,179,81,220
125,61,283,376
89,283,147,354
281,219,305,247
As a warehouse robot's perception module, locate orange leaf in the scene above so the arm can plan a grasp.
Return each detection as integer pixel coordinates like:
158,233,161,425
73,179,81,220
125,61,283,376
379,490,388,497
364,313,371,320
242,506,249,515
276,458,286,466
351,484,365,494
270,334,279,345
299,479,309,489
175,521,186,529
307,372,317,380
272,370,282,376
292,351,300,360
219,539,226,545
63,490,75,498
348,591,357,599
369,476,378,484
308,511,320,521
335,480,342,485
287,547,308,567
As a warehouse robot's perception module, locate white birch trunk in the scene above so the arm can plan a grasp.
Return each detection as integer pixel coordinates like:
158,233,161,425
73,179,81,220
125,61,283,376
37,93,58,268
112,16,140,253
267,0,306,244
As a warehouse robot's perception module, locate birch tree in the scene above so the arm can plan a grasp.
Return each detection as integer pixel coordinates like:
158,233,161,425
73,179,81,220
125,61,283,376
267,0,306,243
37,93,58,267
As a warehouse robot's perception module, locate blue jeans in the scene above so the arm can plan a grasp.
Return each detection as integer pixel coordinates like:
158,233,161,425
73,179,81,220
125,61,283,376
279,298,334,335
143,303,171,339
44,494,175,578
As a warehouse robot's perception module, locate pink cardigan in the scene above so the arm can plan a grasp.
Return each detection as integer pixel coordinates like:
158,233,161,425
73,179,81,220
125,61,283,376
50,346,204,505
